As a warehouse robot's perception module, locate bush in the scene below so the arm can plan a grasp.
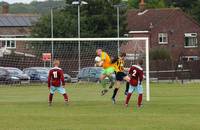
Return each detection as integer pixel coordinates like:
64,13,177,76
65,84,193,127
150,48,171,60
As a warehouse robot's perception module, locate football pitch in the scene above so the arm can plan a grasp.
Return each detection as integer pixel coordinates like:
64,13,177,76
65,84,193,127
0,83,200,130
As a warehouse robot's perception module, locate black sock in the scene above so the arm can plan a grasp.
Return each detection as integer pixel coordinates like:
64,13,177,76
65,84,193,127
125,82,129,94
112,88,119,99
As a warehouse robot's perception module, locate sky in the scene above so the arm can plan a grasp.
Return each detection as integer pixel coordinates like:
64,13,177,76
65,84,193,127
0,0,47,4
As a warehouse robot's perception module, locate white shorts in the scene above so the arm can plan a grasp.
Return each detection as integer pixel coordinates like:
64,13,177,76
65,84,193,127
50,86,66,94
128,84,143,94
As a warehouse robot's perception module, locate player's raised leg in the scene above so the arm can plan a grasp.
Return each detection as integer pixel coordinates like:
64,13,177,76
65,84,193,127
99,73,109,95
111,81,119,104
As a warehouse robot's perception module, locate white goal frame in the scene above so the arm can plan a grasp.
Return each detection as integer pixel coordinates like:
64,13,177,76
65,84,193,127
0,37,150,101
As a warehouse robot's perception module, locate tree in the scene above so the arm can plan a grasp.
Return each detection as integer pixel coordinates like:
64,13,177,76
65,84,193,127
164,0,200,23
190,0,200,23
165,0,198,13
146,0,166,8
127,0,167,9
0,1,65,14
127,0,139,9
31,0,127,38
31,10,77,38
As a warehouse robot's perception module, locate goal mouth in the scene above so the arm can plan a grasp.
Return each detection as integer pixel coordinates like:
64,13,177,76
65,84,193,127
0,37,150,101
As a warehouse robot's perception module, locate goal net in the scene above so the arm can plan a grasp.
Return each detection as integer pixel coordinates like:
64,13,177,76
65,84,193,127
0,37,150,101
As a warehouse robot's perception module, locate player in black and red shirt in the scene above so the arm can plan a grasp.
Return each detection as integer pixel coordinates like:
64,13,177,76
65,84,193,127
48,60,68,106
125,59,144,108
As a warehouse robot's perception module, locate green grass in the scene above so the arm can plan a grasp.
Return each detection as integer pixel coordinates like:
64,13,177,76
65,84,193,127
0,83,200,130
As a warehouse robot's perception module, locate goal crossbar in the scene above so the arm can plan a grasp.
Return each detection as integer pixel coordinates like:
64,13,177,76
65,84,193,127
0,37,148,42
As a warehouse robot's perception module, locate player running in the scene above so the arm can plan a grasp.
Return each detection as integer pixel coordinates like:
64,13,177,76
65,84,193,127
48,59,69,106
96,49,115,96
125,59,144,108
111,52,130,104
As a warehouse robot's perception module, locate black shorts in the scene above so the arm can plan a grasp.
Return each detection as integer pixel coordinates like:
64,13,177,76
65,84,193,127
116,72,127,81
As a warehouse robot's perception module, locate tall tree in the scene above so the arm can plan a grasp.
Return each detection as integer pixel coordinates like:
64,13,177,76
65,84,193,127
165,0,198,13
0,1,65,14
127,0,139,8
146,0,166,8
165,0,200,22
32,0,127,38
191,0,200,23
127,0,167,9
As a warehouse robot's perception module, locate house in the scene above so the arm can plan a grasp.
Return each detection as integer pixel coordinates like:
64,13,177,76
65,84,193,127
0,2,42,69
126,0,200,62
0,2,39,53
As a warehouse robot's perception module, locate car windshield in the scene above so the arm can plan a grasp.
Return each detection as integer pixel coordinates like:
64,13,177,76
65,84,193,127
7,69,23,76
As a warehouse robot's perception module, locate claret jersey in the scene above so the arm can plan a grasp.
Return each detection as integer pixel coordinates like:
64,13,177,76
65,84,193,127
129,65,144,86
48,67,65,88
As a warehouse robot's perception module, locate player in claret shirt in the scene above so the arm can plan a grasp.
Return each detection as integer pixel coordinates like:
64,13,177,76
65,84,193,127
48,59,68,106
125,59,144,108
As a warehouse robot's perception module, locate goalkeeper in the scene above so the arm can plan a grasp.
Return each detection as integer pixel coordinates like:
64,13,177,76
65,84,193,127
95,49,115,95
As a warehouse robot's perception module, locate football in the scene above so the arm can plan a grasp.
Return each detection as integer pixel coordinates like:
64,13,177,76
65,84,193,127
95,56,101,62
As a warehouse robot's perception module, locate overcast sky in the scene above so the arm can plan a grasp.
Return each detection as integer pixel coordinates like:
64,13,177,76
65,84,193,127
0,0,47,4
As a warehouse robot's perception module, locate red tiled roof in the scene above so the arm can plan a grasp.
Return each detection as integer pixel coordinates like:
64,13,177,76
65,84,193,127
127,8,181,31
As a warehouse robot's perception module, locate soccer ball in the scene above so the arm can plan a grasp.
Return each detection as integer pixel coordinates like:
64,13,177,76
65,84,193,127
95,56,101,62
95,56,103,67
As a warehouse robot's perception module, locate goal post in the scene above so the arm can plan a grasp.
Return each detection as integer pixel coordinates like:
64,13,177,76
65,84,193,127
0,37,150,101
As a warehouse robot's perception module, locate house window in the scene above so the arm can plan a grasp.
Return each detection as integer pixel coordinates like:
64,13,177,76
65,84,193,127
158,33,168,44
182,56,199,62
7,41,15,48
184,33,198,48
1,39,16,49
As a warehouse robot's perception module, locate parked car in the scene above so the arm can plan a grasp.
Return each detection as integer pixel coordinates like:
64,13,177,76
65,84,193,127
64,74,72,83
0,67,30,84
77,67,103,82
23,67,71,83
23,67,49,83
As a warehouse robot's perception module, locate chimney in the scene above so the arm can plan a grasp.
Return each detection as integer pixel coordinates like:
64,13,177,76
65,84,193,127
139,0,145,11
2,2,9,14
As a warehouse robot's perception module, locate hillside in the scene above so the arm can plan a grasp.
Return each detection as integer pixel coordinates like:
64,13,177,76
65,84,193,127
0,0,65,14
